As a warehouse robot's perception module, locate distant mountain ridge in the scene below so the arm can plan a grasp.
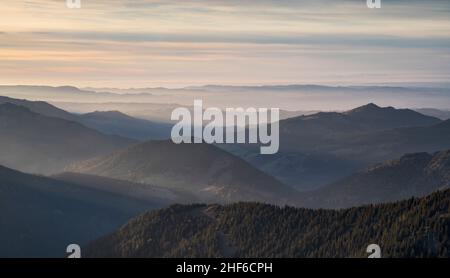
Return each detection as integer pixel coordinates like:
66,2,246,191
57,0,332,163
0,95,171,140
0,103,135,174
281,103,441,144
188,84,450,93
0,85,122,100
2,84,450,110
344,103,441,130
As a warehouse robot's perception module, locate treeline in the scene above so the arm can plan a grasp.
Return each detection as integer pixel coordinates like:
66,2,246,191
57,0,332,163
86,189,450,258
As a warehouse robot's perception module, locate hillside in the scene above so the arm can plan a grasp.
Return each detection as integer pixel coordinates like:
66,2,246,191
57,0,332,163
301,150,450,208
0,103,135,174
85,189,450,258
0,165,166,257
66,140,300,205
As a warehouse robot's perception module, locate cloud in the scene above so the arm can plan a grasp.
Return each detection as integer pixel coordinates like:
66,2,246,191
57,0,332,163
12,31,449,49
0,0,449,87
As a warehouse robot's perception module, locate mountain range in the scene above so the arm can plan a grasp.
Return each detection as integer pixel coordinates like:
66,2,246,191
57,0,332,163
2,95,450,206
1,91,450,257
2,84,450,112
224,103,450,190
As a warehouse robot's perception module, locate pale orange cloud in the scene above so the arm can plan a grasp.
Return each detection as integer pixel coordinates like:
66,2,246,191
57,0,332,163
0,0,449,87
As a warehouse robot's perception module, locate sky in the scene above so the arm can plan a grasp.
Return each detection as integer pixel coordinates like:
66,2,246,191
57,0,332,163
0,0,450,88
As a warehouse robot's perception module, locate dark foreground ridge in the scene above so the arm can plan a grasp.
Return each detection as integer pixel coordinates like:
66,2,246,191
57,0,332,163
86,189,450,258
